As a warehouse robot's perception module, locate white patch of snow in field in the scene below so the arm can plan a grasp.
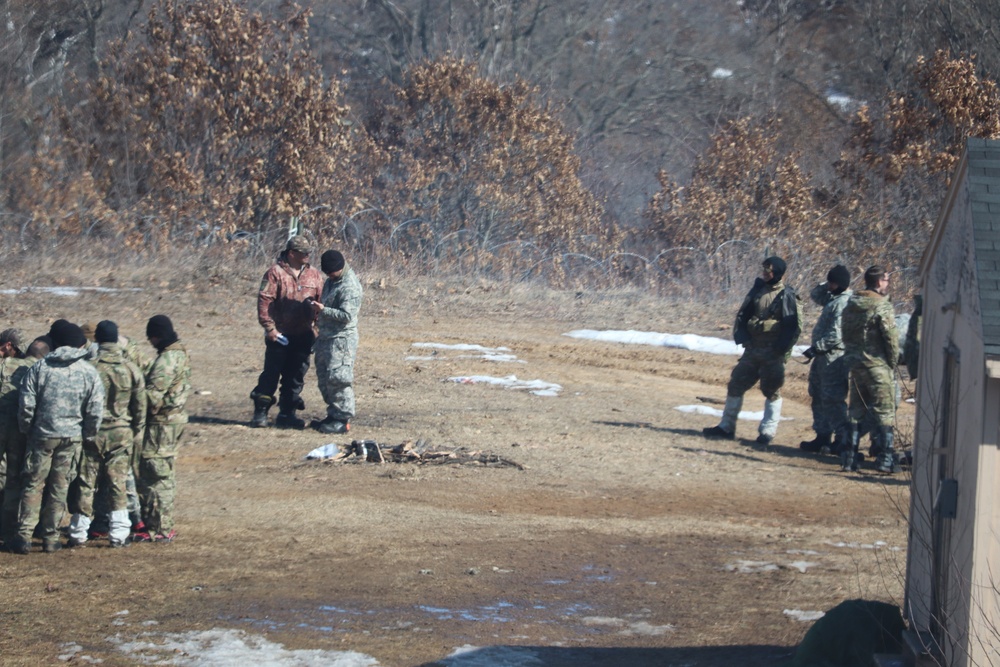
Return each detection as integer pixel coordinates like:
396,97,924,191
408,342,524,363
825,540,901,552
304,444,340,460
726,560,780,573
786,549,822,556
711,67,733,79
579,617,674,636
447,374,561,397
674,405,792,421
563,329,810,357
784,609,825,622
0,286,142,297
108,629,379,666
785,561,819,573
827,94,855,110
442,645,544,666
58,643,103,663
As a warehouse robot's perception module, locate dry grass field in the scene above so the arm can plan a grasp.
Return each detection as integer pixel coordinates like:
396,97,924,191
0,263,911,666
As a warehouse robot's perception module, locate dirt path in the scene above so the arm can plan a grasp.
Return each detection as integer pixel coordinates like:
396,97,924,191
0,280,911,666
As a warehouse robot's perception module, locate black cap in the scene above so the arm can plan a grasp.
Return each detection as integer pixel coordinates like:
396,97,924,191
763,256,786,282
321,250,346,274
50,321,87,349
95,320,119,344
146,314,175,339
827,265,851,289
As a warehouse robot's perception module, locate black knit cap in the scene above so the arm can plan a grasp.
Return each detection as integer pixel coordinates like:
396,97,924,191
146,314,175,339
95,320,119,344
50,321,87,349
321,249,346,274
763,256,786,282
827,264,851,290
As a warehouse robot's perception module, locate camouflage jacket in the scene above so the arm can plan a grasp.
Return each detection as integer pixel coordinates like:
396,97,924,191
0,356,36,418
317,264,363,340
257,253,324,336
146,341,191,425
92,342,147,435
809,284,853,359
733,278,801,354
18,346,104,439
842,290,899,369
121,335,153,376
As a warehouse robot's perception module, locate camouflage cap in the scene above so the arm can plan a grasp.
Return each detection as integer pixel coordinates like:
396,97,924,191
286,235,313,254
0,328,25,352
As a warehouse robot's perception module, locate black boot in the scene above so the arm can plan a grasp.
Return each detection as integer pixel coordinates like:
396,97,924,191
275,411,305,429
800,432,832,453
840,422,860,472
250,392,274,428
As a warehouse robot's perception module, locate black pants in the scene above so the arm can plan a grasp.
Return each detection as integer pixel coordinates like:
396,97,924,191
252,330,316,412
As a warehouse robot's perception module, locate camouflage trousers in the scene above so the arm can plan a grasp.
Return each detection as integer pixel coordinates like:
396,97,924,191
849,363,897,427
808,353,849,436
137,423,184,534
0,417,27,542
17,436,81,544
71,427,133,519
727,345,787,401
315,332,358,421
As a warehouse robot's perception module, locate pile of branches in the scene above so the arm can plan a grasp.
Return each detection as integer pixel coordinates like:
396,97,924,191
325,439,525,469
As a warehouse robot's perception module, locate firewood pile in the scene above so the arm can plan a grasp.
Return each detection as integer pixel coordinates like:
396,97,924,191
318,439,526,469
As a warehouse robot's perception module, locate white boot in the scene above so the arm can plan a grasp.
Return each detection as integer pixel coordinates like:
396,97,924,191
758,397,783,444
704,395,743,439
109,510,131,547
68,513,91,546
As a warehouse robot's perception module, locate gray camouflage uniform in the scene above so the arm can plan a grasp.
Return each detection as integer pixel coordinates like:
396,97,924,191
315,265,363,422
807,283,852,445
16,346,104,548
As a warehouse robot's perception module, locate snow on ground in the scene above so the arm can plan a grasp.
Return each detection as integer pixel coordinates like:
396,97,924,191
674,405,792,421
0,286,142,297
408,342,524,363
108,628,379,666
447,374,561,397
784,609,826,622
441,645,545,666
563,329,809,357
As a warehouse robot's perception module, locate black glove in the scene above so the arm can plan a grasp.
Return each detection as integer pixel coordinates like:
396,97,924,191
802,347,816,360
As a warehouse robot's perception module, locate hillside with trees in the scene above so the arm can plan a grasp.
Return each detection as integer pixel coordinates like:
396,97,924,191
4,0,1000,295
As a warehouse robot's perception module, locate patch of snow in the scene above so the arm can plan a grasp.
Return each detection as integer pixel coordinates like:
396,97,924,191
0,286,142,297
442,645,544,666
825,540,901,552
675,405,792,421
785,561,819,573
447,374,561,397
620,620,675,636
711,68,733,79
784,609,825,622
563,329,810,357
409,342,524,363
827,93,854,110
786,549,822,556
108,629,380,666
725,560,779,573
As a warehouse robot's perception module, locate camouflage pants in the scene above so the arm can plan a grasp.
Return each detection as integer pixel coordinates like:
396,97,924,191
808,353,849,436
0,417,27,541
17,436,81,543
727,345,786,401
72,428,132,519
137,423,184,534
315,332,358,421
849,363,897,427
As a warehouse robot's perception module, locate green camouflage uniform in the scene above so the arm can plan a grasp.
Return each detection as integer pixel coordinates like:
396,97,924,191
68,342,146,545
16,346,104,547
138,341,190,535
842,290,899,427
315,265,363,422
807,284,852,441
0,356,36,542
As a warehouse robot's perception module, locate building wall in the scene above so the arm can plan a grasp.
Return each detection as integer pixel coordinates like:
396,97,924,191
910,174,986,667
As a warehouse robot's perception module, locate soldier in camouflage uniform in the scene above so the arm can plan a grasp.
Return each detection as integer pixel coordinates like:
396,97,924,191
0,329,37,546
67,321,146,548
10,322,104,554
840,266,900,474
309,250,363,435
704,257,801,445
134,315,190,542
800,265,853,454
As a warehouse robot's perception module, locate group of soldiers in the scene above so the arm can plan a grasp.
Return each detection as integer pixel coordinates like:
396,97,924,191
703,257,915,475
0,315,190,554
